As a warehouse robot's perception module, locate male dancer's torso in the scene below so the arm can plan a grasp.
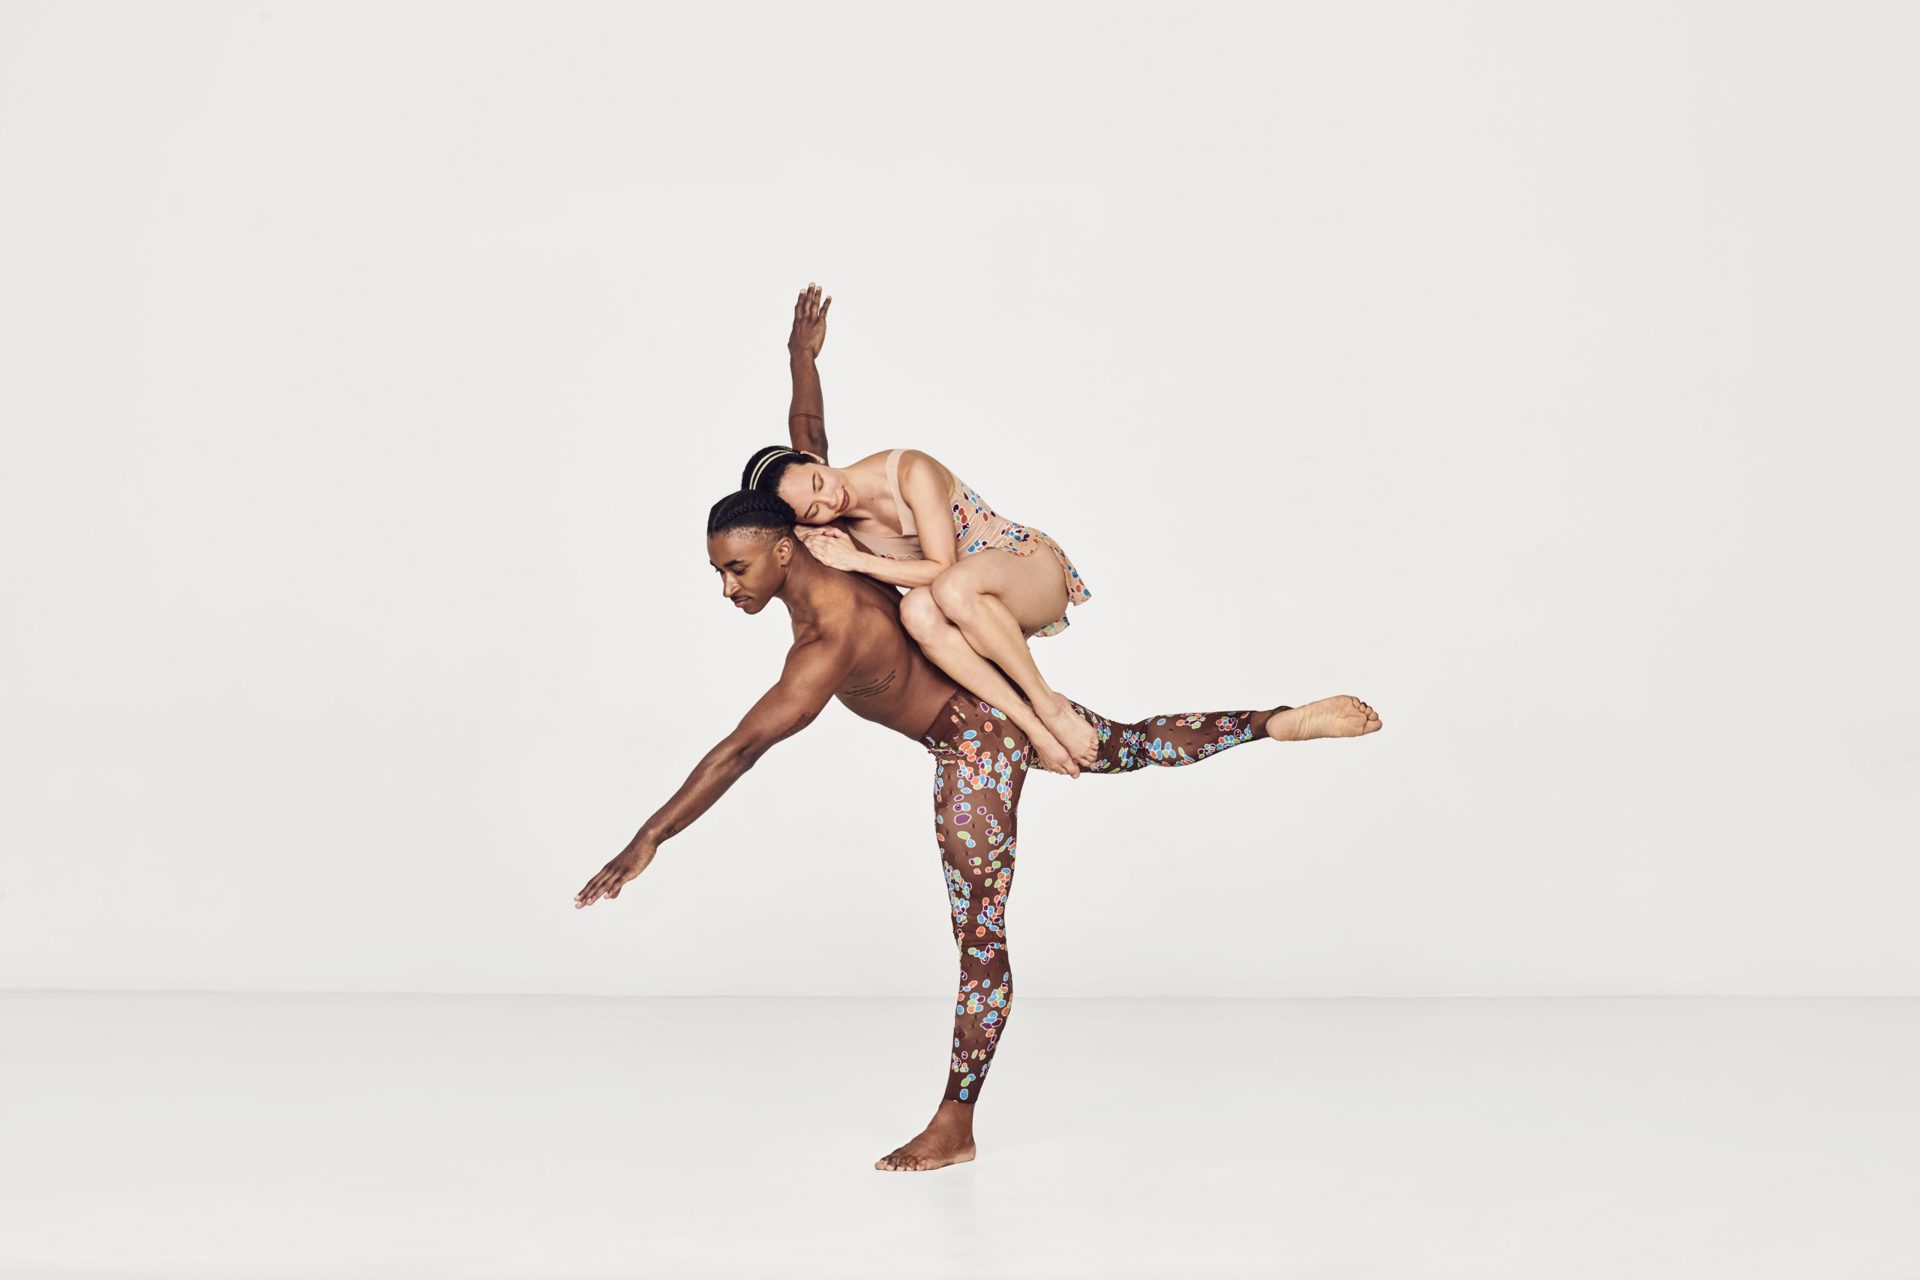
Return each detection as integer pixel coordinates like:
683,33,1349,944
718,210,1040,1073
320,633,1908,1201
784,566,959,741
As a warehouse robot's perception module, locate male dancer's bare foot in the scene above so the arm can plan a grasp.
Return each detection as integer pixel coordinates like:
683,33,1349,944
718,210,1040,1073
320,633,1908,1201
1040,692,1101,766
1266,695,1382,741
874,1105,977,1172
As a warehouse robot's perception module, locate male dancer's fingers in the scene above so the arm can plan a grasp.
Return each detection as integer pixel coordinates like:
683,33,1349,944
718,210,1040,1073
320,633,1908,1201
577,870,611,906
819,294,831,319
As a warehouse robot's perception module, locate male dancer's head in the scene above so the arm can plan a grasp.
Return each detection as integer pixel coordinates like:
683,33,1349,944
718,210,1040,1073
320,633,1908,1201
705,489,805,615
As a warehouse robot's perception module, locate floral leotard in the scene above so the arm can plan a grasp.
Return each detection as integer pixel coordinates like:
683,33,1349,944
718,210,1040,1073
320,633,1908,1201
846,448,1092,638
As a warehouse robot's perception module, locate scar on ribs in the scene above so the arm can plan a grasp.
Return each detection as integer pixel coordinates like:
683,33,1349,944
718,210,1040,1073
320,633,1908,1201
846,668,898,698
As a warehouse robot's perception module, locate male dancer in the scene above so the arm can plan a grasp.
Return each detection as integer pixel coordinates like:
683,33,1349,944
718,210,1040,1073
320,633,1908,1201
574,491,1382,1172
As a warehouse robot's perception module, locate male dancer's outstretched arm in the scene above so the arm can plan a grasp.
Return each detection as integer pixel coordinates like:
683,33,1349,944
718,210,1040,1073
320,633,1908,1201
787,282,829,460
574,636,852,907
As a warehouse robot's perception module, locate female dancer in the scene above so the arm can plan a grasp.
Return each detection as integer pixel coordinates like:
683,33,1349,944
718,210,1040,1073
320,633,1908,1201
745,283,1098,777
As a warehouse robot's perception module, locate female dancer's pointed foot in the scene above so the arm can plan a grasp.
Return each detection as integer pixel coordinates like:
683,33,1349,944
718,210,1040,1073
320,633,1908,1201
1041,692,1101,766
1267,695,1382,742
874,1125,977,1172
1028,721,1082,778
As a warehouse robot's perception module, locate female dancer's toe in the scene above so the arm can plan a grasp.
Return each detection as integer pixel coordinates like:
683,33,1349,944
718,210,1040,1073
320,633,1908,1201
1041,693,1101,765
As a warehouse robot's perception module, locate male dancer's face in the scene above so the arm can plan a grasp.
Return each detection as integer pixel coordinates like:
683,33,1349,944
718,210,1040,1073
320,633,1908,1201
707,527,795,614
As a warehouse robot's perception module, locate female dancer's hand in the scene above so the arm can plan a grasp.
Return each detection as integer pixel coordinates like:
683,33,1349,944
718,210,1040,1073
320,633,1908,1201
796,525,866,572
574,841,658,908
788,282,830,359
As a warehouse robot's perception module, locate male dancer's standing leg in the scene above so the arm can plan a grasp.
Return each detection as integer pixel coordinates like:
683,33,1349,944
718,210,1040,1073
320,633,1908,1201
877,691,1375,1171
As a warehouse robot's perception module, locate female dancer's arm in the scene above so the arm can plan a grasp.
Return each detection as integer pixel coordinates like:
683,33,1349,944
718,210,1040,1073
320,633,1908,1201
787,284,830,460
796,449,956,588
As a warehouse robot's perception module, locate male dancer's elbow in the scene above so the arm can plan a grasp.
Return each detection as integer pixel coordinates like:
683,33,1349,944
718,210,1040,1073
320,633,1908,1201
716,710,816,774
717,728,790,773
713,736,768,774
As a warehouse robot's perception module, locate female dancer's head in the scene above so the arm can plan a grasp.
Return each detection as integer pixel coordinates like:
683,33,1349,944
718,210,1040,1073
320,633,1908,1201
740,445,851,526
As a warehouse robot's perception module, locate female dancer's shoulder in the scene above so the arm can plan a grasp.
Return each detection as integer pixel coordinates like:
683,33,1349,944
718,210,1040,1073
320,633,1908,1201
888,447,954,489
838,447,955,490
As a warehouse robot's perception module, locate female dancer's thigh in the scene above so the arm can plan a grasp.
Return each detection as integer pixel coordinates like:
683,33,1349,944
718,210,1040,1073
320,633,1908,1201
934,548,1068,638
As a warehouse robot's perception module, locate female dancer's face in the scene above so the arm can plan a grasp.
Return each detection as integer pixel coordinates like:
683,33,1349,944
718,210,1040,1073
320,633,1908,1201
777,463,852,526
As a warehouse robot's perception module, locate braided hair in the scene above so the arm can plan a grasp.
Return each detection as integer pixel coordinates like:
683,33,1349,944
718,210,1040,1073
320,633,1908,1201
739,445,814,501
707,488,798,539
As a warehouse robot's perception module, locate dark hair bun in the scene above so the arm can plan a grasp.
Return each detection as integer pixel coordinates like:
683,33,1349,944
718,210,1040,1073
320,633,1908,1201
740,445,811,497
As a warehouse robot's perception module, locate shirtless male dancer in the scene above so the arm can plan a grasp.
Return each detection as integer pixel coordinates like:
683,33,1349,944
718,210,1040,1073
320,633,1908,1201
573,490,1382,1172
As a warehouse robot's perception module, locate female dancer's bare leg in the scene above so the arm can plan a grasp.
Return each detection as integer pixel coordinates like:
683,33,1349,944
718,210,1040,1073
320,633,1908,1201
900,587,1082,776
928,549,1099,765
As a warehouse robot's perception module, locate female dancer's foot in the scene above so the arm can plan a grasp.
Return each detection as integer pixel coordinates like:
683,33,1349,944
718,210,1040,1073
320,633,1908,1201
1027,720,1082,777
874,1106,977,1172
1266,695,1382,741
1040,692,1101,766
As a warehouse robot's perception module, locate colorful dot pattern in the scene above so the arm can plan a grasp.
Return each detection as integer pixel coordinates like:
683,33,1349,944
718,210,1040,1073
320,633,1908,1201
920,691,1275,1104
946,478,1091,639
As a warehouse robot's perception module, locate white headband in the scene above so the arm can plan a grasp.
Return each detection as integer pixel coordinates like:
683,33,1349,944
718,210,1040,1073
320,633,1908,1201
747,448,801,490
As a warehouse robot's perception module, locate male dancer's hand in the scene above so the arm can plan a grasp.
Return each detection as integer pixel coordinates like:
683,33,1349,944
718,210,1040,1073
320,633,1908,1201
574,841,658,908
788,282,830,360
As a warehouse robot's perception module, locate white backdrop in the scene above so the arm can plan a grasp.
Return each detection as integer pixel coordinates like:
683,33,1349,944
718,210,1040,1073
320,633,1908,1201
2,2,1914,997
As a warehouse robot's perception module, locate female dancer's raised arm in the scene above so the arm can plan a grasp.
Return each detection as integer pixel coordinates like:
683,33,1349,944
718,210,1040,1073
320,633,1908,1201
787,283,830,461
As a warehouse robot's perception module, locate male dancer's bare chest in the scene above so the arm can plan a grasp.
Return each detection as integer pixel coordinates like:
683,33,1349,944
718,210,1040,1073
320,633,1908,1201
827,609,954,742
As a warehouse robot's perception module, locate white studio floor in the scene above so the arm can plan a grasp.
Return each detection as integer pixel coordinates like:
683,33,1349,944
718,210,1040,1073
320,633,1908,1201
3,993,1917,1280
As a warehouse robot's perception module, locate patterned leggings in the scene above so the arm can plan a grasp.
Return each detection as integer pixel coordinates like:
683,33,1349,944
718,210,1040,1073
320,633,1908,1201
919,689,1289,1104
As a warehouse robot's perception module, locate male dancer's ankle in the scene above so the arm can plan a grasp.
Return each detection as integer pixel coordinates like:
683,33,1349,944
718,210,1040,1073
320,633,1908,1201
1257,706,1297,741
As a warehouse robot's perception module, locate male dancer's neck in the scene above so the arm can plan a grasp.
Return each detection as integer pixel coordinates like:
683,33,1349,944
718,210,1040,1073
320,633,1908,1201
771,539,836,623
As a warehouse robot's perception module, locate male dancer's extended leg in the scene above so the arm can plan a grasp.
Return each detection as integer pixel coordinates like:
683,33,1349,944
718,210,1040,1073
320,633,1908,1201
1069,702,1285,772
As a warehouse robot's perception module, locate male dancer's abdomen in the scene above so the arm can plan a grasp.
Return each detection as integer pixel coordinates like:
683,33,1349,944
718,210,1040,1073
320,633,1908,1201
832,595,967,742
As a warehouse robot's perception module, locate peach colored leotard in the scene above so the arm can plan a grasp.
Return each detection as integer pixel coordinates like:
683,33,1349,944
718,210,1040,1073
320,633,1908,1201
848,449,1092,638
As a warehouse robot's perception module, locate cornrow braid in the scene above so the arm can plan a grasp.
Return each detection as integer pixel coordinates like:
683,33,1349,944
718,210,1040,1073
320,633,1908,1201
707,488,798,538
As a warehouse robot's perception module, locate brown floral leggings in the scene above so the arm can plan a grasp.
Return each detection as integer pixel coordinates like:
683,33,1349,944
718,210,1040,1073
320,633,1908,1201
919,689,1289,1104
